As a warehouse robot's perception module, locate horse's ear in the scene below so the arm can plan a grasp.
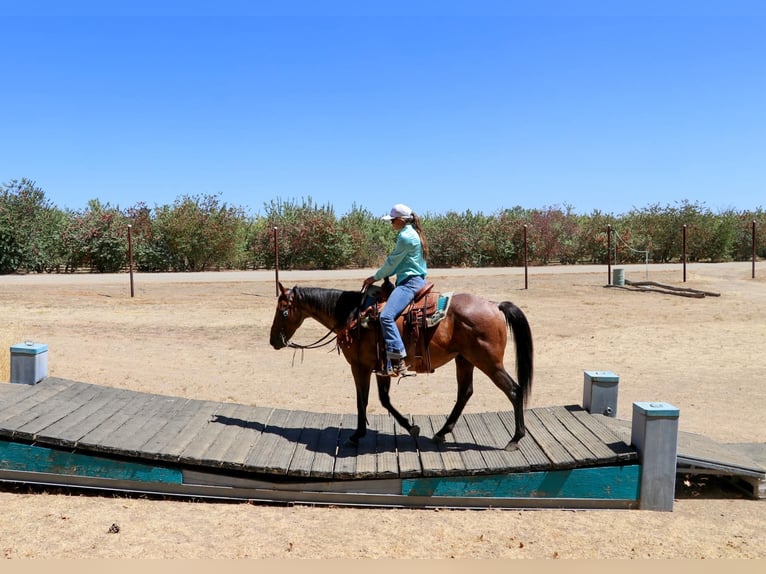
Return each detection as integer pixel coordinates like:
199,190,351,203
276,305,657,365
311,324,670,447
278,282,288,296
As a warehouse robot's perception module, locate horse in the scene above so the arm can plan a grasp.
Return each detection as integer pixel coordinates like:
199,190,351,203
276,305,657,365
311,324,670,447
269,282,533,450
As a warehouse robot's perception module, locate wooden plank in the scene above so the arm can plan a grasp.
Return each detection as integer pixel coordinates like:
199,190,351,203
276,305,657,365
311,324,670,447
241,408,292,473
333,413,359,479
534,406,599,464
259,409,308,474
110,394,190,456
309,412,342,478
216,404,273,470
464,412,522,473
393,414,421,478
412,414,448,477
13,382,102,440
496,410,550,470
180,402,245,466
449,417,492,474
370,414,399,479
524,409,575,468
475,412,531,470
550,406,625,462
0,378,77,426
140,399,220,460
85,393,172,454
38,386,137,446
566,407,635,460
287,411,325,477
354,416,380,479
143,399,222,461
1,380,92,438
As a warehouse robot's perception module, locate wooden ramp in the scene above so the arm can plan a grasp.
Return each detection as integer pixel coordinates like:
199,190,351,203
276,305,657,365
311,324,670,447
1,376,747,509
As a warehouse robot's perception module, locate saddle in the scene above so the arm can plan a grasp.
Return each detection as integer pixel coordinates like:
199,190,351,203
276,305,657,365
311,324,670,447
339,277,453,374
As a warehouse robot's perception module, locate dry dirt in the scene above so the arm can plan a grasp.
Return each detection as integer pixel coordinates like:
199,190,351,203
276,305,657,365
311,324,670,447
0,263,764,559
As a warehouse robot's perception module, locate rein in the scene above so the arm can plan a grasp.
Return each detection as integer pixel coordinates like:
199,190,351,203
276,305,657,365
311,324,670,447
286,329,337,350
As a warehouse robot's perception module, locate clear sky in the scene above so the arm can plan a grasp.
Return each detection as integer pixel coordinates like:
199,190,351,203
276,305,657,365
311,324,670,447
2,1,764,218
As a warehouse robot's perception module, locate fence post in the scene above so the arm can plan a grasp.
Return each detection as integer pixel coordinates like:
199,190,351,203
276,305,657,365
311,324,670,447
523,224,528,290
607,224,612,285
127,224,135,298
682,224,687,282
273,226,280,296
753,220,757,279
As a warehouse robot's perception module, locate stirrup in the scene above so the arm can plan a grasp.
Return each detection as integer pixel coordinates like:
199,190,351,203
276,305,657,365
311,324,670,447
378,359,415,379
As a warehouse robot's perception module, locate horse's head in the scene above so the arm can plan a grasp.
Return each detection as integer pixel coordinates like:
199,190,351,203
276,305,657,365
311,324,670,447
269,283,305,349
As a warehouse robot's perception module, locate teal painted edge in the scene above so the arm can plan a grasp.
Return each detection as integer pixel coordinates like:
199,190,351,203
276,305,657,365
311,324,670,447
0,439,183,484
633,402,680,417
10,343,48,355
402,465,641,500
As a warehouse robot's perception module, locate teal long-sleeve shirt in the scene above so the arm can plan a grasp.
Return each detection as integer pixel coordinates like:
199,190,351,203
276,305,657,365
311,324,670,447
373,224,428,285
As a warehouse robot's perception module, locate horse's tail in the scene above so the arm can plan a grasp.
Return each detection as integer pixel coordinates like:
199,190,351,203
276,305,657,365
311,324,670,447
498,301,534,407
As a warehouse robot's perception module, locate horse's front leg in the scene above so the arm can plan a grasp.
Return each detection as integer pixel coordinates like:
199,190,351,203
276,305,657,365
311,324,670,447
376,374,420,438
346,364,372,447
433,355,474,443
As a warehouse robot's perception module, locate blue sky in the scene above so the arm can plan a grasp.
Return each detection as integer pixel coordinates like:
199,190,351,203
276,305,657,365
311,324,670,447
2,1,764,218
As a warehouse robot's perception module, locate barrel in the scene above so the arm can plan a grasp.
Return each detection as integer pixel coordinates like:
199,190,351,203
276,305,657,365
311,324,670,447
612,268,625,286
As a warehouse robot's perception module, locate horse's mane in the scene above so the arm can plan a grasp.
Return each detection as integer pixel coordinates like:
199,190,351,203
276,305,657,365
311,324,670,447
294,286,364,327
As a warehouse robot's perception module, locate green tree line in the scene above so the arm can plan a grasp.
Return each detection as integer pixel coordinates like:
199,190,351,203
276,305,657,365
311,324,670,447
2,178,764,274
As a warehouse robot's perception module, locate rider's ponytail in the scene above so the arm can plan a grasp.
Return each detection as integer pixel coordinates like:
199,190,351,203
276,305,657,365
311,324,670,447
410,213,429,261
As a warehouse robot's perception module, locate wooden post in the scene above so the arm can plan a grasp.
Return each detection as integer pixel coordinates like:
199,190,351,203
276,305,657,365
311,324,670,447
523,224,528,290
753,220,757,279
682,225,687,282
582,370,619,417
127,224,135,298
631,401,680,511
273,226,280,296
607,225,612,285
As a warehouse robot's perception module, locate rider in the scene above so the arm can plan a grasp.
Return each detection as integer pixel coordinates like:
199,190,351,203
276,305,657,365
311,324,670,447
363,203,429,377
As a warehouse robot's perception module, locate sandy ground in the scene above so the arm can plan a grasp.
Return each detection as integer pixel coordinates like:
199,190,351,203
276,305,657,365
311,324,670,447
0,262,764,559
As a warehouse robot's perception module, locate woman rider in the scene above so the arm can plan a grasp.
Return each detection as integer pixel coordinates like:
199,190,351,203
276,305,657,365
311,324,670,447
362,203,429,377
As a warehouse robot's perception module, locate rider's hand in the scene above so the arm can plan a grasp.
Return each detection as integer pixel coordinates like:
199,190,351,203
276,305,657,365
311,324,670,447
362,276,376,288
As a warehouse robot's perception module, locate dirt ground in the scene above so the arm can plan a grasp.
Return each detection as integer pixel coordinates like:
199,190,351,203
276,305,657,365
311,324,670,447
0,263,764,559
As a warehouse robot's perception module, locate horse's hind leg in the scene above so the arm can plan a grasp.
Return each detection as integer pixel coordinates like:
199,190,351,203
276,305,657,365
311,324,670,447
376,375,420,438
433,355,474,443
487,367,526,451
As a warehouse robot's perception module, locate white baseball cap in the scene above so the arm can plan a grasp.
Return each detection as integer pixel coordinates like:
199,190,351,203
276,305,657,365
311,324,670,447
382,203,413,221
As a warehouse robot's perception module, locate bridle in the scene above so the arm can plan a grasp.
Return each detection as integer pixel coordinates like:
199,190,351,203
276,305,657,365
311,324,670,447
277,288,338,351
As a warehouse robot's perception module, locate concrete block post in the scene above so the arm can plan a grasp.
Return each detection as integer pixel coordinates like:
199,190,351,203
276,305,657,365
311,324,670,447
583,370,619,417
10,342,49,385
631,401,680,511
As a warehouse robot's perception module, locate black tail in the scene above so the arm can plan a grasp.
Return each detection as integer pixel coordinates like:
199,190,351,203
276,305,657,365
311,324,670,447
498,301,534,407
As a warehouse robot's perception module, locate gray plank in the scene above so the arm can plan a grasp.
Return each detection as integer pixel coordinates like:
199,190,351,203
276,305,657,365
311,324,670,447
523,409,575,468
393,414,421,478
567,407,636,460
1,380,91,436
288,411,326,477
14,382,102,440
42,386,138,446
449,417,491,474
354,415,380,478
217,404,273,470
477,412,531,470
464,412,521,473
370,414,399,478
259,409,308,474
534,406,598,464
412,414,447,477
549,406,624,462
0,378,77,426
310,412,342,478
140,398,220,459
177,402,238,464
241,408,292,472
333,413,359,479
111,394,190,456
496,410,550,469
76,391,162,455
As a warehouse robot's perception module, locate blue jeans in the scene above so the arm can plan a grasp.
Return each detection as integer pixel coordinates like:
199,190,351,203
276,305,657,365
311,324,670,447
380,275,426,360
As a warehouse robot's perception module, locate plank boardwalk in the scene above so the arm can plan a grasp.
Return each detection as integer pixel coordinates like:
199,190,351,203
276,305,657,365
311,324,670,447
0,377,638,481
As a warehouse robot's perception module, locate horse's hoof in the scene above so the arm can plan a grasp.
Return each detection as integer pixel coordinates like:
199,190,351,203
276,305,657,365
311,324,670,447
410,425,420,438
345,437,359,448
504,441,520,451
432,433,445,444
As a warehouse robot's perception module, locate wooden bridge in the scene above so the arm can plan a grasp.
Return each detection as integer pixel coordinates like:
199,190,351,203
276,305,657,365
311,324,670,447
0,377,762,509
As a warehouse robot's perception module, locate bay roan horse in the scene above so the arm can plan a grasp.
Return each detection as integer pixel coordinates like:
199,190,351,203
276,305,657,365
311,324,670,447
269,283,533,450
